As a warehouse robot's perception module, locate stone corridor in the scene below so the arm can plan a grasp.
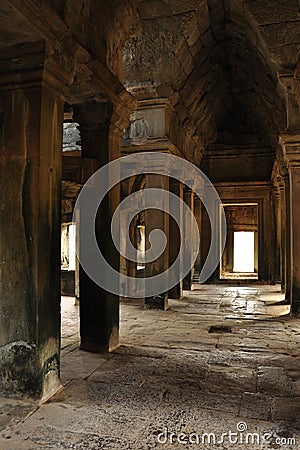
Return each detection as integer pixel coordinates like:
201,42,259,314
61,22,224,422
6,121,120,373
1,285,300,449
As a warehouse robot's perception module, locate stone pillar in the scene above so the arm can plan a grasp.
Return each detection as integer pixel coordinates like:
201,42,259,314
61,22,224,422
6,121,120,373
283,174,291,301
168,179,183,299
279,181,285,291
281,135,300,313
0,42,68,398
273,185,282,282
254,231,259,274
183,188,194,290
129,216,140,294
74,254,80,305
269,189,277,285
273,171,289,294
278,177,287,292
259,191,276,283
225,230,234,273
73,100,127,352
193,196,202,276
144,174,169,310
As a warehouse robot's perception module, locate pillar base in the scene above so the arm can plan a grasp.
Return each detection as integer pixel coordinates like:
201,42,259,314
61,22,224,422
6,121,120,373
145,294,168,310
168,283,183,299
291,306,300,316
80,332,120,354
0,341,61,400
291,287,300,315
183,270,194,291
80,343,120,354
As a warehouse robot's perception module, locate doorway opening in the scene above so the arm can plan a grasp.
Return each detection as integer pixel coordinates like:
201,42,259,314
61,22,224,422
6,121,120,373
136,224,146,271
61,222,80,354
221,203,258,280
61,222,77,295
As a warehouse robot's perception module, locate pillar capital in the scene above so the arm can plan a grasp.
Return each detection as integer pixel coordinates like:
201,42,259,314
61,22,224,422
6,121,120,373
169,178,181,187
273,184,280,198
74,92,134,147
73,101,113,129
74,94,135,130
0,41,75,96
271,160,286,192
184,185,195,196
278,70,300,133
279,134,300,168
73,96,133,160
111,90,137,138
278,176,285,191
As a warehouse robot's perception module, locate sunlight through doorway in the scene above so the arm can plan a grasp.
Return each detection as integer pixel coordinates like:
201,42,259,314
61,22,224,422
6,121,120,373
233,231,255,273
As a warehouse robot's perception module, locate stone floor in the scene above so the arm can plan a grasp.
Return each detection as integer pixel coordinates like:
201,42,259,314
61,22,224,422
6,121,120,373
1,284,300,449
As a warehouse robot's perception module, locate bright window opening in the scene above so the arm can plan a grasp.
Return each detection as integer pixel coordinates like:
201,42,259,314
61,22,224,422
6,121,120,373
61,223,76,271
233,231,255,273
136,225,146,271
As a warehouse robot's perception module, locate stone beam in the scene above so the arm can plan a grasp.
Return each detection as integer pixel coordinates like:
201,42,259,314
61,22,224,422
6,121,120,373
9,0,137,107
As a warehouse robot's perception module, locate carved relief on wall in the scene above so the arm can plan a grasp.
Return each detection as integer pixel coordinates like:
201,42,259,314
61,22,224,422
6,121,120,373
128,117,151,139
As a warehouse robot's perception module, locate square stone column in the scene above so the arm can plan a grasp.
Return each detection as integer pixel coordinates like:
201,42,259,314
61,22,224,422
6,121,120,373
193,196,202,276
168,179,183,299
0,42,69,398
268,189,277,285
278,180,286,291
144,174,169,310
224,230,234,273
280,134,300,313
183,188,195,290
73,100,129,352
283,174,292,301
276,174,290,296
273,185,282,282
258,188,276,283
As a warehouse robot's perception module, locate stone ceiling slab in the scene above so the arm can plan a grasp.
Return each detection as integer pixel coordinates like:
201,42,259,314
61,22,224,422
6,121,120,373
245,0,299,25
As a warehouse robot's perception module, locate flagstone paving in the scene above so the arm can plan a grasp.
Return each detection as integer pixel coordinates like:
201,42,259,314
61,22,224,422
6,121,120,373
1,284,300,449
